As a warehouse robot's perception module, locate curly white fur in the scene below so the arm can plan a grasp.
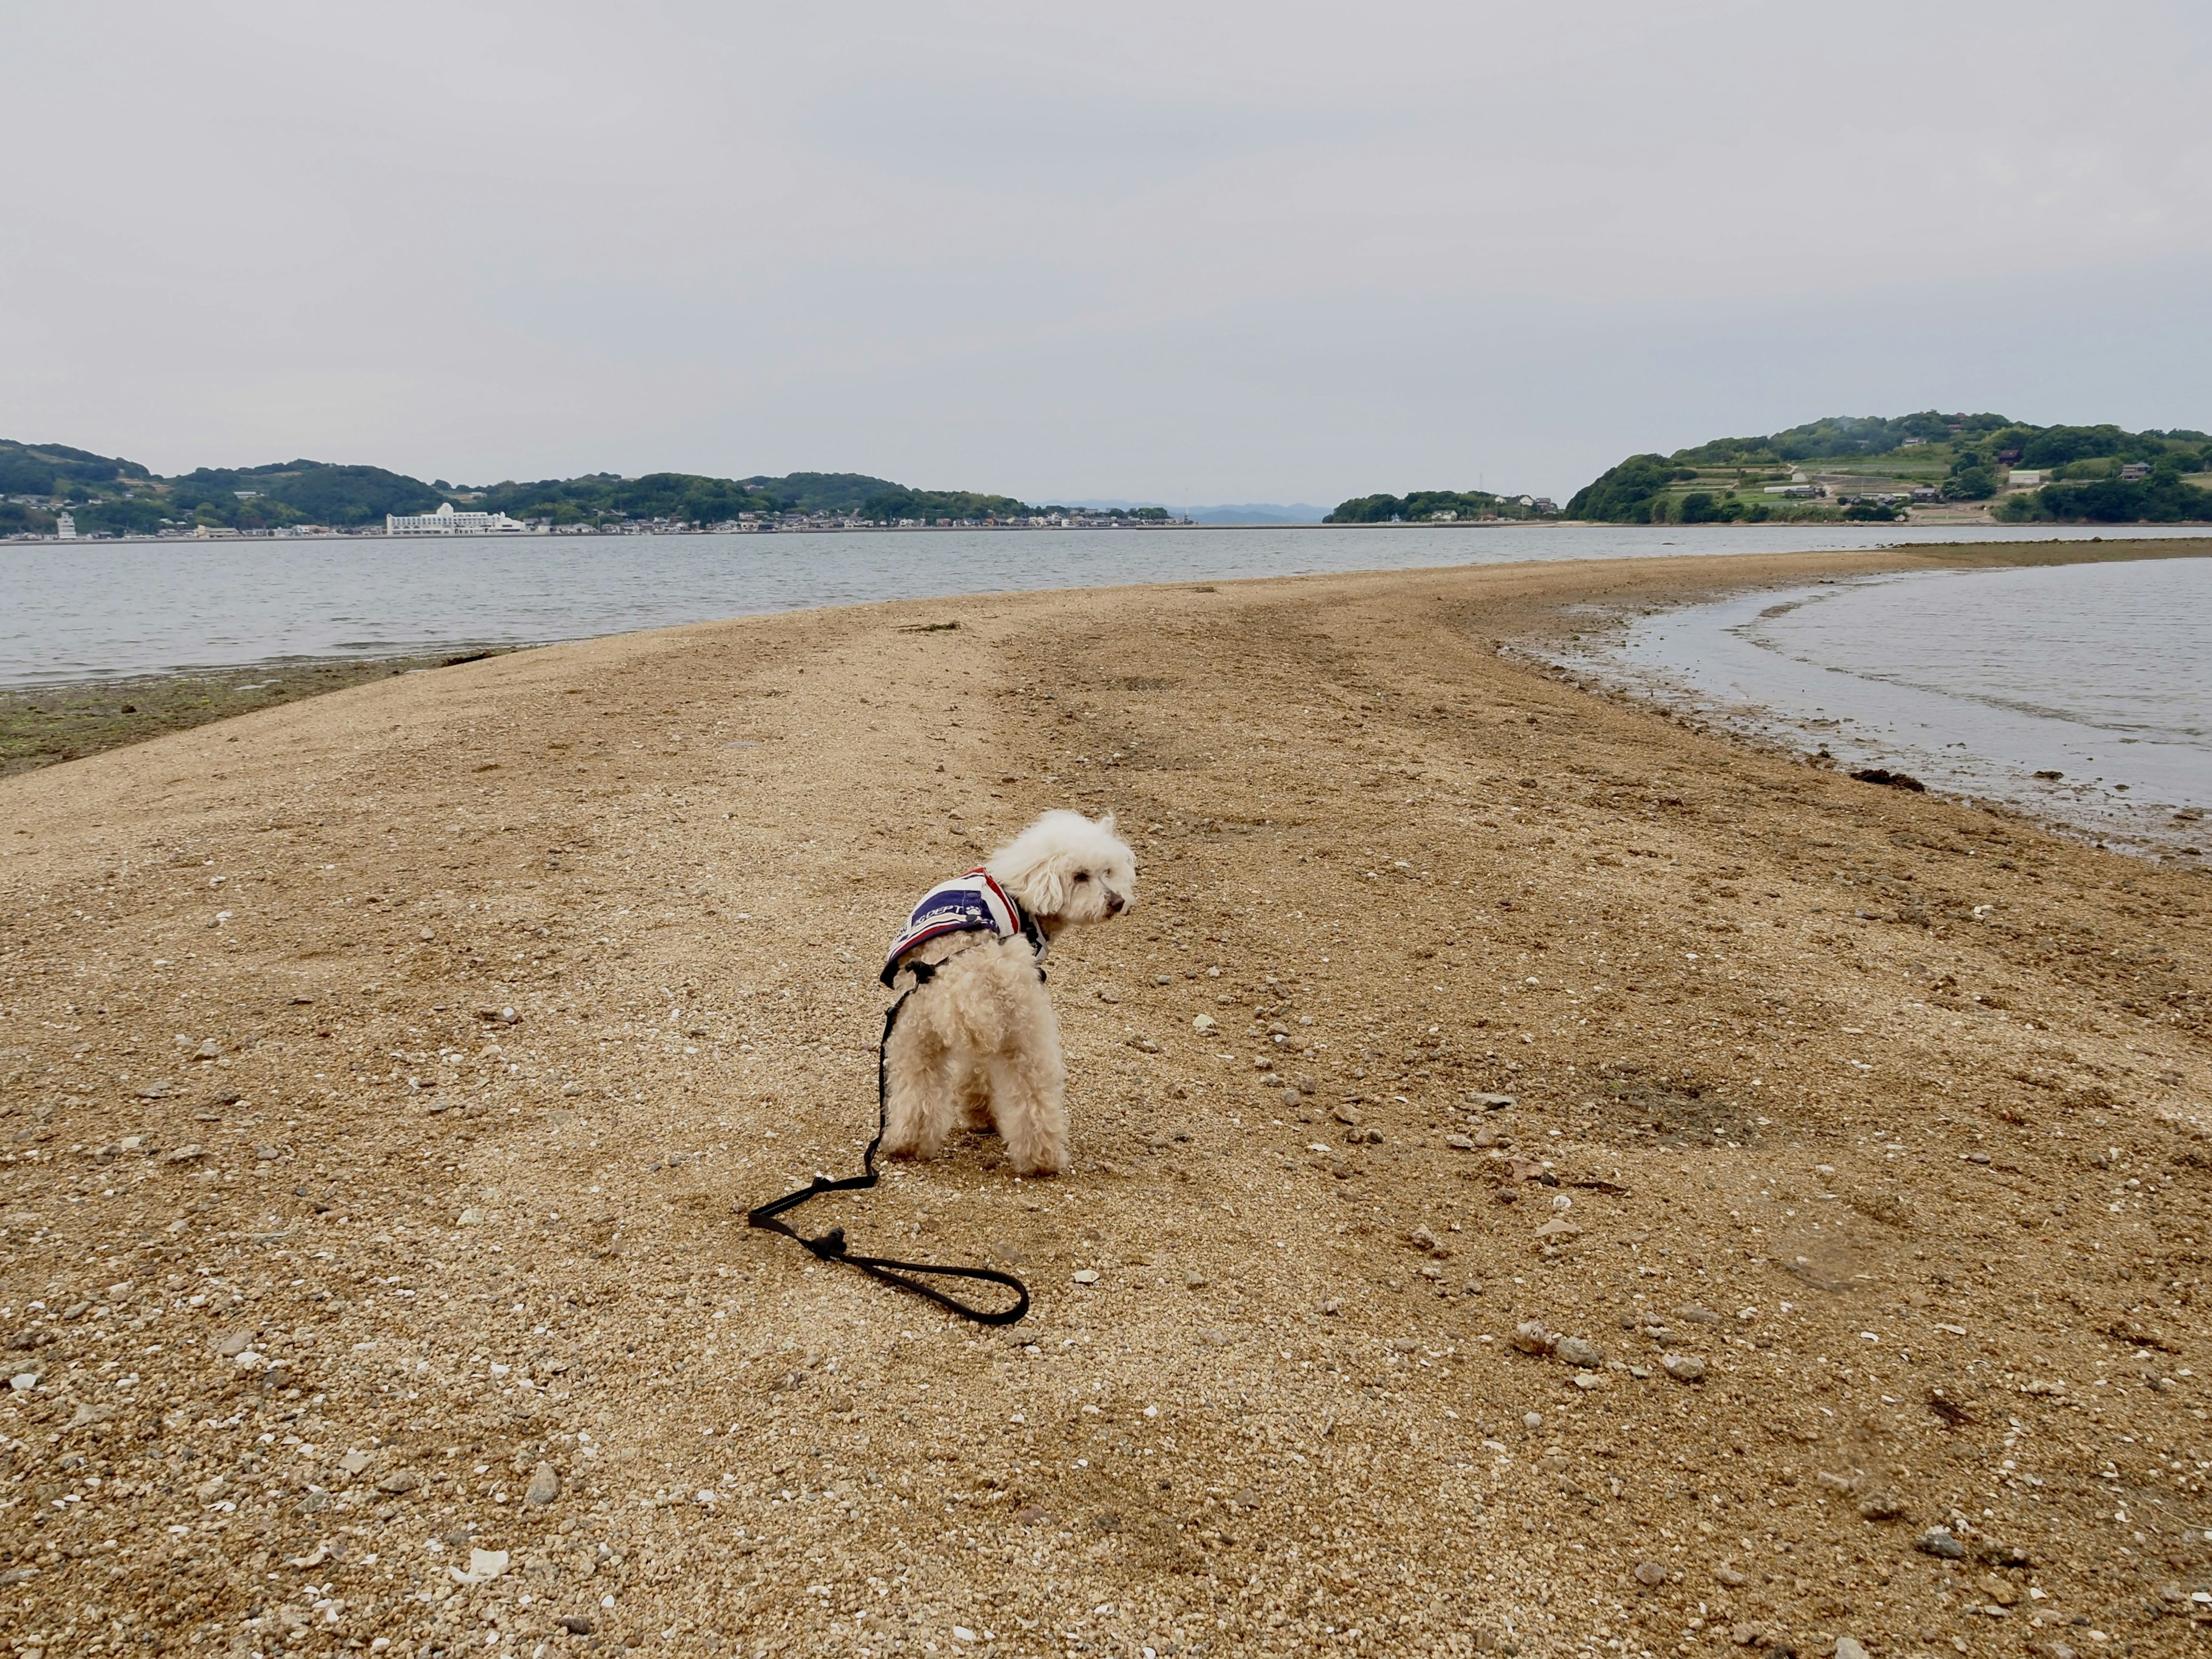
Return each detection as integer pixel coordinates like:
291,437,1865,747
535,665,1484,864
881,810,1136,1176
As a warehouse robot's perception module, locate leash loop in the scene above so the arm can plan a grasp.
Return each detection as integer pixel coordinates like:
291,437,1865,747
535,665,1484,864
745,977,1032,1327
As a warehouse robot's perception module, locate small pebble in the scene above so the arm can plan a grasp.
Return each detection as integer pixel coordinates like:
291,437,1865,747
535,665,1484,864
1916,1527,1967,1559
1554,1335,1605,1368
1856,1488,1905,1521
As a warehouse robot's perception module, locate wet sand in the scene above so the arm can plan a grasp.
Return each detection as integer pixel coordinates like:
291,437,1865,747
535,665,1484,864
1,545,2207,1657
0,651,516,780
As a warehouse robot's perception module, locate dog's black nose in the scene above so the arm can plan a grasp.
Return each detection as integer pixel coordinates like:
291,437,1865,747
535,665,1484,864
1105,890,1126,914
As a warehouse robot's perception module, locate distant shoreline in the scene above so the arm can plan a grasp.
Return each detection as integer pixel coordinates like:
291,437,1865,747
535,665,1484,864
13,513,2206,546
12,518,1359,546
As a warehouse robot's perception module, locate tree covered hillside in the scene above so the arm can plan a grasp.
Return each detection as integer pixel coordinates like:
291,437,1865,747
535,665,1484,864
469,471,1034,528
0,440,155,536
1324,488,1555,524
0,440,1043,535
1567,412,2212,524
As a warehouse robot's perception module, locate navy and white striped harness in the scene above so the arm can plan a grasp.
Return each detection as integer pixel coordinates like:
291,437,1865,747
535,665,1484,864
880,869,1046,988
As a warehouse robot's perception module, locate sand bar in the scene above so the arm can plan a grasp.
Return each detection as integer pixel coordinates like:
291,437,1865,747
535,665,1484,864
1,544,2207,1656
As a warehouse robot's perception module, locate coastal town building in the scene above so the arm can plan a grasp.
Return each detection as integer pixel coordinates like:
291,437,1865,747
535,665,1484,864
55,511,76,540
385,501,529,536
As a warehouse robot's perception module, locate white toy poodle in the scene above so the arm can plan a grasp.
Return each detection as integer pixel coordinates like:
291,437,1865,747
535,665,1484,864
878,810,1137,1176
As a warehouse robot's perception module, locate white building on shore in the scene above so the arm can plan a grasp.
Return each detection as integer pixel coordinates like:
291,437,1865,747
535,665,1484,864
55,511,77,540
386,501,528,536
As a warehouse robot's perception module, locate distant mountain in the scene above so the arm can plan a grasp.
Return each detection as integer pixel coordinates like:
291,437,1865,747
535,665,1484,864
1058,499,1325,524
0,440,1043,536
1184,503,1324,525
1567,411,2212,524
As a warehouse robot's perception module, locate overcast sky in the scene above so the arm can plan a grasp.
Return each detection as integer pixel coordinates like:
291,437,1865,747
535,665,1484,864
5,2,2209,503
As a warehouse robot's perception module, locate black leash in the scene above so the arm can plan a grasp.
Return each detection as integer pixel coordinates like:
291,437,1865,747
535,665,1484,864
745,964,1032,1326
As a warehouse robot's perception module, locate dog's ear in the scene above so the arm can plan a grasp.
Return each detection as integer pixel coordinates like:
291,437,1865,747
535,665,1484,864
1023,856,1070,916
1096,812,1116,834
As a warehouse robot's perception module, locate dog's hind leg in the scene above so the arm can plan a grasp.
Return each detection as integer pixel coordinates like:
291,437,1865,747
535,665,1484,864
881,1007,958,1161
990,984,1070,1176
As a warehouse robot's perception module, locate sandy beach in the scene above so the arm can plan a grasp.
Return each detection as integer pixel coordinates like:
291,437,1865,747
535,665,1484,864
2,544,2207,1658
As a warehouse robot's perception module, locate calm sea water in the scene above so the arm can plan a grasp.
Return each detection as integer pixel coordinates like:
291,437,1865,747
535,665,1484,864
1,522,2197,686
1568,556,2212,855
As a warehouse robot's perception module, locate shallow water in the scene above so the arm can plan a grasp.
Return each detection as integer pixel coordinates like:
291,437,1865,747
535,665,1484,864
1565,556,2212,857
2,521,2197,686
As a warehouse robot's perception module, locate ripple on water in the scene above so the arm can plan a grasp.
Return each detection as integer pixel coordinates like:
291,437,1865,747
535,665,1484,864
1570,555,2212,858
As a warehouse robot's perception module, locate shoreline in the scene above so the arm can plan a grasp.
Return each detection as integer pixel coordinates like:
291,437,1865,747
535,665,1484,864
9,514,2209,548
1532,545,2211,867
2,549,2207,1654
0,647,515,779
4,533,2205,782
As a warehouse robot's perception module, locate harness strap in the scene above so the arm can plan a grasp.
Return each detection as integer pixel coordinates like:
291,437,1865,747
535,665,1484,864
744,966,1032,1326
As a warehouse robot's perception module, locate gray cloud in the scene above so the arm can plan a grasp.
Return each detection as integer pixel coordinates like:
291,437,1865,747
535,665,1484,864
3,1,2207,501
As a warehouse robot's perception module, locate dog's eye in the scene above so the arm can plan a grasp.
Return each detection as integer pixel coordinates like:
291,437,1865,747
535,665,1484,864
1074,871,1090,882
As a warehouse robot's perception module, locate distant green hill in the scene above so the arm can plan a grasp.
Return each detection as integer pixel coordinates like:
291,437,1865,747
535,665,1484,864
1566,412,2212,525
0,440,1041,536
471,469,1033,528
167,461,445,530
0,440,163,536
1323,488,1555,524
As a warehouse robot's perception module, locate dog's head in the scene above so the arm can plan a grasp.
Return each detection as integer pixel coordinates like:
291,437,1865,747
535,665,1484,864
986,810,1136,927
